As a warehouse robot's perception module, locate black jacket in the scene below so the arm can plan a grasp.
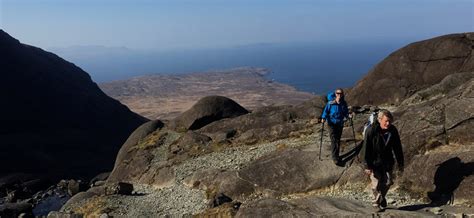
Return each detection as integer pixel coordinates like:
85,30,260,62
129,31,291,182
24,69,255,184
361,122,404,171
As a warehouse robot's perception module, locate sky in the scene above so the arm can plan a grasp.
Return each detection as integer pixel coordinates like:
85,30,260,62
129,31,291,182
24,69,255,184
1,0,473,51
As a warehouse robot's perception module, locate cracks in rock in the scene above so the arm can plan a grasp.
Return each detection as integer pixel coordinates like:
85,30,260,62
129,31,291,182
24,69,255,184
235,171,258,189
446,117,474,130
435,122,449,145
334,163,351,187
410,55,469,63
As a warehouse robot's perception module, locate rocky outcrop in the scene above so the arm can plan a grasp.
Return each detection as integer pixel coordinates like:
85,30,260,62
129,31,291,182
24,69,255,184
107,95,326,187
198,96,326,144
400,149,474,205
170,96,249,130
0,30,147,179
234,197,432,217
347,32,474,106
394,72,473,162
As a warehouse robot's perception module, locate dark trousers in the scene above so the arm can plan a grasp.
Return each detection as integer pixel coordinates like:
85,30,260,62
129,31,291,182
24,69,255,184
328,123,343,161
370,168,393,207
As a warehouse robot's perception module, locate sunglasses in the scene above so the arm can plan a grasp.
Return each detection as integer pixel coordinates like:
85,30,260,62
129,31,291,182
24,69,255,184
335,92,343,95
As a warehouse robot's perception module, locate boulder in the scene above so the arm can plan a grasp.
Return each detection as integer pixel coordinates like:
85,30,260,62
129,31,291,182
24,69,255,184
107,120,164,183
400,150,474,205
104,182,133,195
67,180,88,196
347,32,474,106
89,172,110,187
171,96,249,130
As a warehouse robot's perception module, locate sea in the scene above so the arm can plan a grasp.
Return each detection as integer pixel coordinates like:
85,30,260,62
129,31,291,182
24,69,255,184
52,41,408,95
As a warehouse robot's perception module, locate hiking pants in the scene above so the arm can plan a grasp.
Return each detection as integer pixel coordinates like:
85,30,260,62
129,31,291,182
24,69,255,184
369,168,393,207
327,122,343,161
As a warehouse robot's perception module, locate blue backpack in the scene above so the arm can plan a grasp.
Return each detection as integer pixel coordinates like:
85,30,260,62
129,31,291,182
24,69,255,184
327,92,336,102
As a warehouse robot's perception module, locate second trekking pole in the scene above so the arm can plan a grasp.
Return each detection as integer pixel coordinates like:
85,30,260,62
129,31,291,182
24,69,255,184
319,121,324,161
350,117,357,148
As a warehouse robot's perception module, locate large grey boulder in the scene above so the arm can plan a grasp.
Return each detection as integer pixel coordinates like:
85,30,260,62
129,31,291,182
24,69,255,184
170,96,249,130
347,32,474,106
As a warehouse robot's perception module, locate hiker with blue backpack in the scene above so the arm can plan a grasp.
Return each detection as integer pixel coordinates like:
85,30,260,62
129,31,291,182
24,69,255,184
321,88,351,167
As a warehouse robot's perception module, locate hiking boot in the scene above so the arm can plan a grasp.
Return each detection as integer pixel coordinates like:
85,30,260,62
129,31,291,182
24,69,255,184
333,159,345,167
380,198,387,208
373,205,384,212
336,160,345,167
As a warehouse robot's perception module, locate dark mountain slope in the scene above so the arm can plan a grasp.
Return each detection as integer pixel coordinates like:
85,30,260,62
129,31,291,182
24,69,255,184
0,30,148,178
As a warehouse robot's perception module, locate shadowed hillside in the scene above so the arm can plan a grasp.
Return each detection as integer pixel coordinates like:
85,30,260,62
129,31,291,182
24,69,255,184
0,30,148,179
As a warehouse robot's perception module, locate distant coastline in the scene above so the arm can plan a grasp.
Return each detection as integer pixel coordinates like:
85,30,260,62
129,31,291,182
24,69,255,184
99,67,314,120
53,41,408,95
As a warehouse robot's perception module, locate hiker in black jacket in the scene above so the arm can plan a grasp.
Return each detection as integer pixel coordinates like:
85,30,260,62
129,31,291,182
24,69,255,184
361,109,404,211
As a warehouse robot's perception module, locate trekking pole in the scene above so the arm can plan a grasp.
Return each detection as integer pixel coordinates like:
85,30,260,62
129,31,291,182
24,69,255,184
350,117,357,148
319,121,324,161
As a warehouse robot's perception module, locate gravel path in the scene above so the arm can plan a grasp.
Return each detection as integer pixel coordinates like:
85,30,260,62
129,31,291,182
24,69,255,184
75,132,430,217
102,136,312,217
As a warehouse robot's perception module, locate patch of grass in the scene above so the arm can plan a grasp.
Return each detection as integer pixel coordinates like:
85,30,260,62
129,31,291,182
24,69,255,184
276,143,288,151
194,203,237,218
136,130,169,150
210,141,228,152
175,126,188,133
72,196,115,217
205,185,219,200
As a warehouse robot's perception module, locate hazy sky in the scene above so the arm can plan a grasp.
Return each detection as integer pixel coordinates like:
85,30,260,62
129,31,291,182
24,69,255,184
1,0,473,50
